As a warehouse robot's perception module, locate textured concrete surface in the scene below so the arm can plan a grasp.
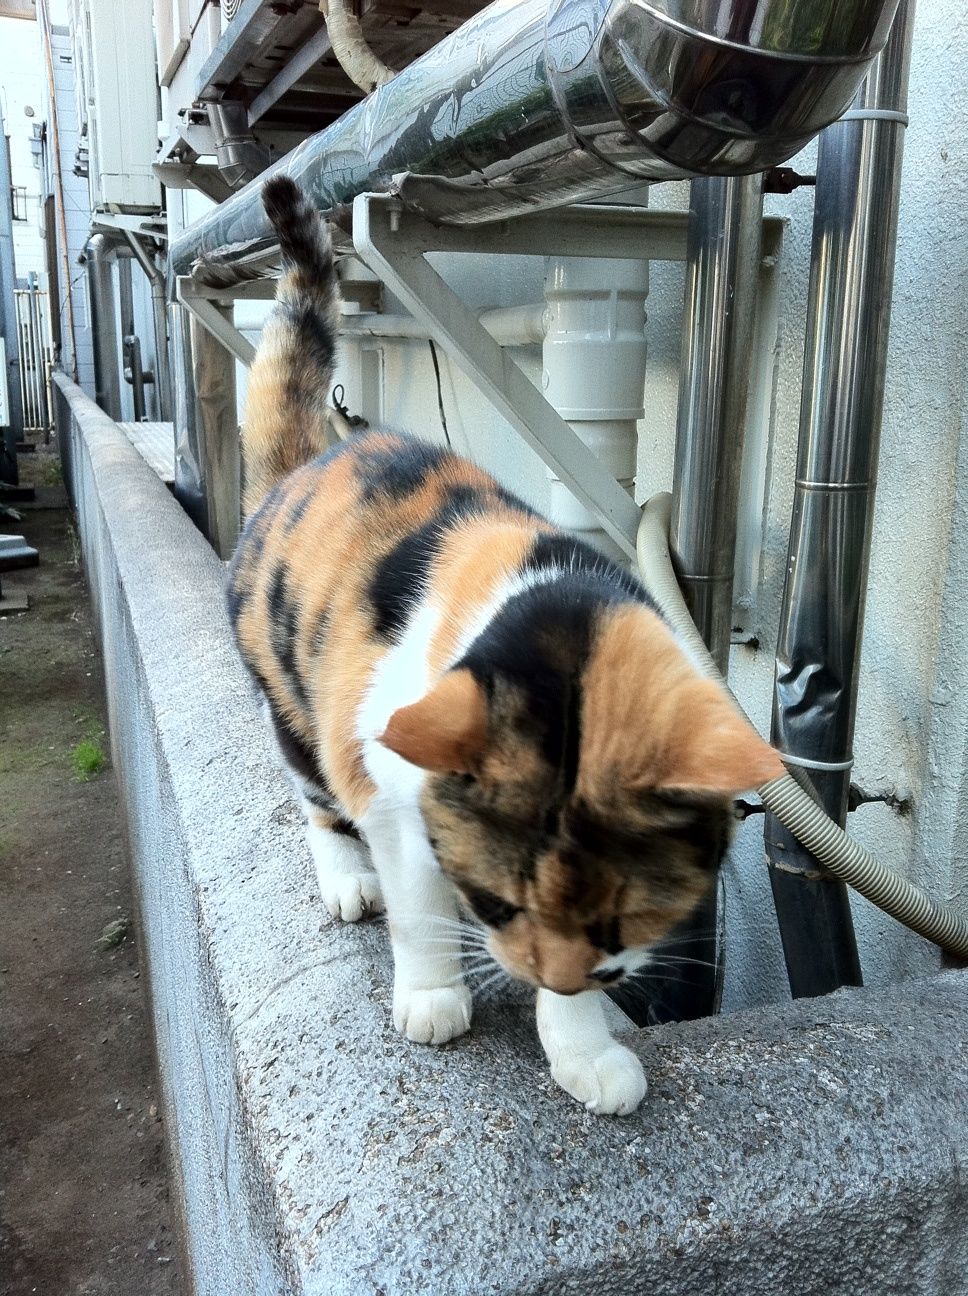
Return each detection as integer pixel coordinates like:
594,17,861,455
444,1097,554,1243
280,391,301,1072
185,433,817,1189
56,371,968,1295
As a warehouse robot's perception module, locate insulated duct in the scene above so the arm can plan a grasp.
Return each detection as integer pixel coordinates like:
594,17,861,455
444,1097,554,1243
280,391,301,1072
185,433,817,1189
170,0,903,287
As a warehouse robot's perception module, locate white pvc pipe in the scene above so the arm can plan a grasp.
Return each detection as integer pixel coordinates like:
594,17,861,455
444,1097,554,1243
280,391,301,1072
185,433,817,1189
339,303,545,348
542,257,648,561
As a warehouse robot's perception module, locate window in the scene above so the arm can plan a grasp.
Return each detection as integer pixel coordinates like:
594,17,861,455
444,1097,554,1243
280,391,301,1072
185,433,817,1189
10,186,29,223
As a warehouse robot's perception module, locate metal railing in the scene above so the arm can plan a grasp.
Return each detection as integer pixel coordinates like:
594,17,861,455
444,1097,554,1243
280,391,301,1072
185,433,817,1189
15,277,55,440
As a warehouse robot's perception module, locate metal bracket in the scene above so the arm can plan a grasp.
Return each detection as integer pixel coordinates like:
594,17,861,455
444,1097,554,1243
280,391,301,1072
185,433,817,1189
176,280,257,367
350,194,662,558
90,212,168,241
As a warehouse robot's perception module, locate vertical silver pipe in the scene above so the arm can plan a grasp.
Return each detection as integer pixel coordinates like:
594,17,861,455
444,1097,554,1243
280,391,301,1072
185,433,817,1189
0,113,24,481
26,285,39,431
172,301,240,558
86,235,123,420
766,0,917,998
638,173,764,1025
14,292,31,438
671,174,765,673
124,334,147,423
24,278,39,433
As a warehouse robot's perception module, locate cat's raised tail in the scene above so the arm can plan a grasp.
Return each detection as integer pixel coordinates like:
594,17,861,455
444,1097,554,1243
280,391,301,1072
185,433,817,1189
241,175,340,515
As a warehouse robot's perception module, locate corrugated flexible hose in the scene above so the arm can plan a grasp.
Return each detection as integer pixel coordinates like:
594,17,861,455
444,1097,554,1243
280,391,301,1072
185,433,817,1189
638,493,968,961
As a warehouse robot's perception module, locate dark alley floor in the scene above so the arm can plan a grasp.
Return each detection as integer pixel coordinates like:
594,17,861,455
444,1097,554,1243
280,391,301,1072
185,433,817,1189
0,450,184,1295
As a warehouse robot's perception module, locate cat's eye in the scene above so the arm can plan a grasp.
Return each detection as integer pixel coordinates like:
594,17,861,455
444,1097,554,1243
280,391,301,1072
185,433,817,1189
461,882,521,929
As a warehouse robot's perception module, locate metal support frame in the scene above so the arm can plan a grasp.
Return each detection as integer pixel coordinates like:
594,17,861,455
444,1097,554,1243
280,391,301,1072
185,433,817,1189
352,197,688,559
177,280,257,367
248,28,333,126
124,230,173,421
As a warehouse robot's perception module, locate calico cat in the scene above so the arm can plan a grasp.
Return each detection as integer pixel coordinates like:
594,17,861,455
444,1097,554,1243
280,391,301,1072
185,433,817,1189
227,175,783,1116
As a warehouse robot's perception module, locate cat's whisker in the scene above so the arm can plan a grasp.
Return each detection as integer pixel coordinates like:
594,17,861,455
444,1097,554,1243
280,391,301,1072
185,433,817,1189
647,929,718,949
473,967,511,1000
419,935,489,949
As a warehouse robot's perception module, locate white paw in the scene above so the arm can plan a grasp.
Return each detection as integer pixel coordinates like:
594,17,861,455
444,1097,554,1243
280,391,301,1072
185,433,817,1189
319,871,385,923
551,1043,647,1116
393,983,472,1045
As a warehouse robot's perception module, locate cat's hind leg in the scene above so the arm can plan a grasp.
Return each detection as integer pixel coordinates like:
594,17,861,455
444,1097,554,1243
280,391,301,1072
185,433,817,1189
303,801,385,923
260,698,384,922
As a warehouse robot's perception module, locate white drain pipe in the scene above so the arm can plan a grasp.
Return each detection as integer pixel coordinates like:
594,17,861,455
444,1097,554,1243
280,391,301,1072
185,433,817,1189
542,258,648,561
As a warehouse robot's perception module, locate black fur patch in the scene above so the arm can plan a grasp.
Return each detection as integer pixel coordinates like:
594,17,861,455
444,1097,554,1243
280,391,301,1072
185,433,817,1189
368,483,488,640
262,175,333,283
586,917,623,955
523,532,650,606
330,817,362,840
267,564,309,707
283,300,334,376
461,882,522,929
494,485,538,517
357,438,448,503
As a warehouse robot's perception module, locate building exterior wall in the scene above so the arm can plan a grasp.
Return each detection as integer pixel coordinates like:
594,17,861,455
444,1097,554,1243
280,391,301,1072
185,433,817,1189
0,15,46,280
46,23,96,397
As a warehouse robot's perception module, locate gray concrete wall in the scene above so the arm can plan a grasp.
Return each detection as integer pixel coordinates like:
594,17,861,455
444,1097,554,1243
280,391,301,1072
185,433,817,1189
55,369,968,1295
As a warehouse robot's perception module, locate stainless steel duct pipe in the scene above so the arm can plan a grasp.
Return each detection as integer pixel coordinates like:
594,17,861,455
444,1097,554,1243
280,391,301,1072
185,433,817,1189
0,109,25,481
670,172,765,1022
671,174,765,677
86,233,124,421
637,172,764,1025
170,0,902,288
765,0,917,999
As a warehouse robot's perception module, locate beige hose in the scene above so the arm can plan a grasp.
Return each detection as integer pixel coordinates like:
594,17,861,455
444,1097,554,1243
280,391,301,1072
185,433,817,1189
638,492,968,960
319,0,395,94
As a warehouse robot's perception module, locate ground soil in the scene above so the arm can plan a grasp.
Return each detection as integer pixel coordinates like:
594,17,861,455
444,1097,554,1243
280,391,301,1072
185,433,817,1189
0,450,184,1295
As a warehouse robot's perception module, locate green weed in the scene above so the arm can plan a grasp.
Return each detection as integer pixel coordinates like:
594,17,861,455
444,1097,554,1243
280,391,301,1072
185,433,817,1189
71,738,106,780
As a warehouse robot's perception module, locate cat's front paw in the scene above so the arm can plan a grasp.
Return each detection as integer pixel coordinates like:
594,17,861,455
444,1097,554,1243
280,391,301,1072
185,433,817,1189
550,1043,647,1116
320,872,385,923
393,983,472,1045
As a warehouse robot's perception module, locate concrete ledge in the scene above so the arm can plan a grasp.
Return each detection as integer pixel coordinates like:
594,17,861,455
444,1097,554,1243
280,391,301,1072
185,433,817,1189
54,370,968,1296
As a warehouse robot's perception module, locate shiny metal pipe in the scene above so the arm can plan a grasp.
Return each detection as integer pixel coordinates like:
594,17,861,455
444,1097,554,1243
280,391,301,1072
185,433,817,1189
766,0,917,999
170,0,901,288
0,107,23,480
86,234,124,421
671,173,765,675
635,172,763,1026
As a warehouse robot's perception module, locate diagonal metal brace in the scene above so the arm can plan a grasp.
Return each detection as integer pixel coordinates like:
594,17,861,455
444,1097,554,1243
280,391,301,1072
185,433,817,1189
351,193,644,559
176,279,257,367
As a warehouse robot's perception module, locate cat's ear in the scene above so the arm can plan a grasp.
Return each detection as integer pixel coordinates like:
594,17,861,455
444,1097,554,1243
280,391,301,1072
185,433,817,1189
655,681,785,796
378,669,488,774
